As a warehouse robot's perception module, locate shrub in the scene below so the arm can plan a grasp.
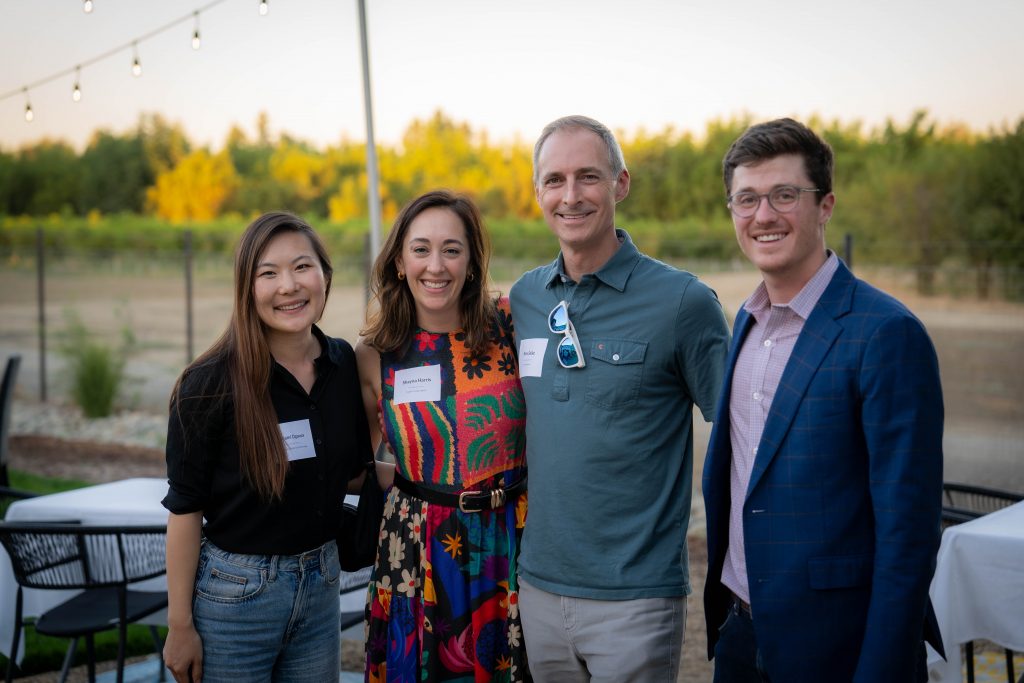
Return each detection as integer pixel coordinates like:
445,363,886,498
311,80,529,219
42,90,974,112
58,314,135,418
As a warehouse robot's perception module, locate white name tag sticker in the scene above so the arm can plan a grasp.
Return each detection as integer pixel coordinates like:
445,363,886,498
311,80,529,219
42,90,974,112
518,338,548,378
394,364,442,404
279,418,316,461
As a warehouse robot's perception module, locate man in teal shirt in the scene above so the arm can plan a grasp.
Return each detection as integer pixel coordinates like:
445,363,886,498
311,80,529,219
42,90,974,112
511,115,729,681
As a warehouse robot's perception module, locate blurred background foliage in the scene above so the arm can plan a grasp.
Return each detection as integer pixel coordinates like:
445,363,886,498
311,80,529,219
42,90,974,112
1,109,1022,297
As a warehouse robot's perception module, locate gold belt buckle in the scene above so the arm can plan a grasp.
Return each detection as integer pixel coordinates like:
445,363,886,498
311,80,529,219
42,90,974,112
458,487,506,513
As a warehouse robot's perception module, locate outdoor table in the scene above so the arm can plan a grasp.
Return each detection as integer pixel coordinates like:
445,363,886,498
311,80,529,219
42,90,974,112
927,500,1024,682
0,477,169,661
0,477,366,661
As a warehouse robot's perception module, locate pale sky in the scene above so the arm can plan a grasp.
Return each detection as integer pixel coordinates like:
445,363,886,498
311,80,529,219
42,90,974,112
1,0,1022,152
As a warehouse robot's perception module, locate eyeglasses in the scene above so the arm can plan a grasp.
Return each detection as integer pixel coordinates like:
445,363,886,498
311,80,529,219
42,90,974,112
548,300,585,368
727,185,820,218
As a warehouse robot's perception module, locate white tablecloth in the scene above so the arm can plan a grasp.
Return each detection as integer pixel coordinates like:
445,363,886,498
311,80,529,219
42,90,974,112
0,478,170,660
0,479,368,660
927,501,1024,682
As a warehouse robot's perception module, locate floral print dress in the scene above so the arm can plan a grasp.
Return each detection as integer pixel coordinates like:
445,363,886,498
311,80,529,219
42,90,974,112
366,299,528,683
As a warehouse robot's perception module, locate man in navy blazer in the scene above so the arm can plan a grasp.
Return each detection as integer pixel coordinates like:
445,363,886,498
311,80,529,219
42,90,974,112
702,118,945,682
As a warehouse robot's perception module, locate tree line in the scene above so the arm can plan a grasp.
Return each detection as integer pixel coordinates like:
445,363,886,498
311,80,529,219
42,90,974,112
1,109,1022,297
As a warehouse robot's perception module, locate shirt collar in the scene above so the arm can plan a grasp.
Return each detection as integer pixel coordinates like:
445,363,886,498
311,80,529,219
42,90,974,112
743,251,840,321
543,229,641,292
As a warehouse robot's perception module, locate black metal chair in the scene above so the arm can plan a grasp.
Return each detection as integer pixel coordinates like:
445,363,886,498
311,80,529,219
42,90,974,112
339,565,372,632
0,356,38,517
940,482,1024,683
0,522,168,683
1,355,25,489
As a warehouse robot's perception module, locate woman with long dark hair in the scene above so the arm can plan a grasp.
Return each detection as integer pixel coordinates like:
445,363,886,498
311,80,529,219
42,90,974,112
162,212,372,683
357,190,528,682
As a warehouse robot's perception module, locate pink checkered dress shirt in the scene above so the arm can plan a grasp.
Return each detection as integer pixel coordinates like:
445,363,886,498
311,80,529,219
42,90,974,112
720,253,840,604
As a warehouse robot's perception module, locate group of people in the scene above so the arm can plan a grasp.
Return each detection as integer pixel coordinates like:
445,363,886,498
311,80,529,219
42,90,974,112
161,115,945,683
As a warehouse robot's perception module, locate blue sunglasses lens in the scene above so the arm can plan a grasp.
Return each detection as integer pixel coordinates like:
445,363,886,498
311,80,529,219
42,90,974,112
550,305,568,333
557,336,580,366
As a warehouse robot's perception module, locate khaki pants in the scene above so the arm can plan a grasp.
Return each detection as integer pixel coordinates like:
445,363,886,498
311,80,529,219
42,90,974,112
519,577,686,683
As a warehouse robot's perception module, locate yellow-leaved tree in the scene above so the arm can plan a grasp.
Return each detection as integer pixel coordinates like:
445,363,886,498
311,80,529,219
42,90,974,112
147,149,240,222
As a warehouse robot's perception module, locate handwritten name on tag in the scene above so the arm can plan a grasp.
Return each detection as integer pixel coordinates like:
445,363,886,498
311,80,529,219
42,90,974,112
279,418,316,461
394,364,442,404
518,338,548,378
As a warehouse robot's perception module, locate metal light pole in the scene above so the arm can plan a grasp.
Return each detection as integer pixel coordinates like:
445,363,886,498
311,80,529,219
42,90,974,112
357,0,382,262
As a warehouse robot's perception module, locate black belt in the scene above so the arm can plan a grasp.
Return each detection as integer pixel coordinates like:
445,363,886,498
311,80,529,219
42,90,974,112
394,473,526,513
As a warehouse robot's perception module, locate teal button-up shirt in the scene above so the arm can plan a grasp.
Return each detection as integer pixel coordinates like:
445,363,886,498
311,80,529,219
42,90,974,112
510,229,730,599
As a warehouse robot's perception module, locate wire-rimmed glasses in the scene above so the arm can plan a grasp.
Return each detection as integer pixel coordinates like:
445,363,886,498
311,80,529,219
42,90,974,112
728,185,820,218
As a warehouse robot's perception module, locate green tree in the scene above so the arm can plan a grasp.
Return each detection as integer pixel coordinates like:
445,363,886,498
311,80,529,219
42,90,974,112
136,113,190,178
0,150,15,216
15,141,82,215
79,130,150,214
963,120,1024,297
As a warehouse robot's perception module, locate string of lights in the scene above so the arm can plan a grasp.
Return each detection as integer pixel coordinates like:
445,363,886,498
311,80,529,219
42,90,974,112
0,0,270,122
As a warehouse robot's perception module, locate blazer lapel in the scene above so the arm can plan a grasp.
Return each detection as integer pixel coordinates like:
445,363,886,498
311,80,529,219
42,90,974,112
708,310,755,465
745,263,856,498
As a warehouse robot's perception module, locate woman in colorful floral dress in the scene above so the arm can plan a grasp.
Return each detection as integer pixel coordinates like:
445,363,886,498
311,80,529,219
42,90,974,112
355,190,528,682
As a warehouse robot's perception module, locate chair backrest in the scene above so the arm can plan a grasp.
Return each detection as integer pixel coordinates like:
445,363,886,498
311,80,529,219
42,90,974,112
941,482,1023,530
0,522,167,591
942,482,1022,515
0,355,21,487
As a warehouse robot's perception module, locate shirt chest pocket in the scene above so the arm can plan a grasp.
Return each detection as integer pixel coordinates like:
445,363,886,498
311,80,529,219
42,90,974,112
585,339,648,410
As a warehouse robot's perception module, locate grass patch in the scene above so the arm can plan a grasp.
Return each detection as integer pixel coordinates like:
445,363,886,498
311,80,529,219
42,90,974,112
8,470,92,495
0,623,167,677
0,470,166,676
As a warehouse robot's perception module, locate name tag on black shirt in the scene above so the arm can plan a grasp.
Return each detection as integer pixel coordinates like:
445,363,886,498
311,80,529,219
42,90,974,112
279,418,316,461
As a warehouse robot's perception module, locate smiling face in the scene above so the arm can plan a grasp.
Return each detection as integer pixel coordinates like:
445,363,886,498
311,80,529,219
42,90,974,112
534,127,630,258
730,154,835,302
395,206,470,332
252,230,327,341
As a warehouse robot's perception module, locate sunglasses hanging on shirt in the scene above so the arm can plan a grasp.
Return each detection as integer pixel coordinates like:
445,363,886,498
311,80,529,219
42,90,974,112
549,300,585,368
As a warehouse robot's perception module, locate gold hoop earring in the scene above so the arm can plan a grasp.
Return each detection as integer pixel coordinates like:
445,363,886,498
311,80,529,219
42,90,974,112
397,271,405,281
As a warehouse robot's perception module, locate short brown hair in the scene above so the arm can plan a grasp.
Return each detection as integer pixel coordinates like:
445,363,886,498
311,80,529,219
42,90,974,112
722,118,834,199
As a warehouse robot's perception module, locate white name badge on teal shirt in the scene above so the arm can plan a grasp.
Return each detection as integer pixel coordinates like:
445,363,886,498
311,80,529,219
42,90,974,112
394,364,441,404
518,338,548,378
279,418,316,461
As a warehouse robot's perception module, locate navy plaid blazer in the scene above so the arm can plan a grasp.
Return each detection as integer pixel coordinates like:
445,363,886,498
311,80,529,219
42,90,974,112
702,261,944,682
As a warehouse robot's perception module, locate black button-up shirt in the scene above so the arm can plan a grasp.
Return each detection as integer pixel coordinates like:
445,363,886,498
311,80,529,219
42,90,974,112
163,326,371,555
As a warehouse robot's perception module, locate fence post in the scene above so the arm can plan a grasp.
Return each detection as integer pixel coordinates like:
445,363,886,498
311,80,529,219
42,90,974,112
843,233,854,271
35,226,47,402
184,230,194,364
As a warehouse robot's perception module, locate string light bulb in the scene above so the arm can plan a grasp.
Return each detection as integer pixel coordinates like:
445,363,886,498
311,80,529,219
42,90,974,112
191,12,201,50
259,0,268,16
23,89,33,122
83,0,94,13
73,66,82,102
131,42,142,77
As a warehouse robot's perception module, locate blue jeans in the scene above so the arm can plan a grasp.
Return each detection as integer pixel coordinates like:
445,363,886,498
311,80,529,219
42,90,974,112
712,598,771,683
192,539,341,683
